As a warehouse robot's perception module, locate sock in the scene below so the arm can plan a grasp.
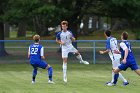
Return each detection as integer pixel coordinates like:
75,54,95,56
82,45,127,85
113,74,119,84
111,71,114,83
76,54,83,62
63,62,67,79
48,66,53,81
32,68,37,82
119,73,127,82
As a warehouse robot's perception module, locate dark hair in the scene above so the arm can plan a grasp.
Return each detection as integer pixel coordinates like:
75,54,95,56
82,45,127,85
104,30,111,37
34,39,39,42
122,31,128,40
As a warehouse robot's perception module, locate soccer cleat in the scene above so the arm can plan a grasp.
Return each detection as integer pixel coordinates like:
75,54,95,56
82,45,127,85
80,61,89,65
122,82,129,86
32,81,35,84
106,81,112,84
106,82,116,86
48,80,55,84
63,76,67,83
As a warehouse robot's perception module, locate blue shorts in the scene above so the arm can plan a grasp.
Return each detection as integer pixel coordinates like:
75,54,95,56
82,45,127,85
118,61,139,71
30,60,48,69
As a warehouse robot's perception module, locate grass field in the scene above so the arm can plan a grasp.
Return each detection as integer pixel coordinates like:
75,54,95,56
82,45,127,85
0,63,140,93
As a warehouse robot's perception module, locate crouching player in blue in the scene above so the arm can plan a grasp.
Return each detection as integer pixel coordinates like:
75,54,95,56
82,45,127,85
28,35,54,84
107,31,140,86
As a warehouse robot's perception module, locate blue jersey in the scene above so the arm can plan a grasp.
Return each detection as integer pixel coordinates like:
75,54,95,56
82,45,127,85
28,44,44,64
118,40,138,71
120,41,135,62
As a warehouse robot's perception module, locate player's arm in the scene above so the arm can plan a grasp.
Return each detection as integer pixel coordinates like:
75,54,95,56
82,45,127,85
99,39,110,54
56,32,65,45
70,31,76,42
99,49,109,54
41,47,45,60
28,47,30,59
56,38,65,45
120,42,128,64
123,48,128,63
70,37,76,42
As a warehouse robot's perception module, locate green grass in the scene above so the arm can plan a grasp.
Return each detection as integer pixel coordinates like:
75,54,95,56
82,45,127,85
0,63,140,93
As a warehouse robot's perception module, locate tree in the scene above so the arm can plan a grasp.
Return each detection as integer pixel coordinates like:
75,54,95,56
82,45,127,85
0,0,9,56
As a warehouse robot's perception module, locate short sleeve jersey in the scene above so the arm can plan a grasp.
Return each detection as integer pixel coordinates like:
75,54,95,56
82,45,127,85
56,30,74,47
120,41,136,62
28,44,44,63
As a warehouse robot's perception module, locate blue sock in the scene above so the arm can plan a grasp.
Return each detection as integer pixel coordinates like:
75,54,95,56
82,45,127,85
48,66,53,81
113,74,119,84
32,68,37,81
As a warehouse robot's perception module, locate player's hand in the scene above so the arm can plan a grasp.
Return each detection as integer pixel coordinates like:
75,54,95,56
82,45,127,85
99,51,104,54
114,50,120,54
60,42,65,45
122,59,126,64
70,34,75,41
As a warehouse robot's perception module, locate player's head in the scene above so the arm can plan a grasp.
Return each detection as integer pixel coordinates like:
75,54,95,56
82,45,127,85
61,21,68,31
33,34,40,43
121,31,128,40
104,30,111,37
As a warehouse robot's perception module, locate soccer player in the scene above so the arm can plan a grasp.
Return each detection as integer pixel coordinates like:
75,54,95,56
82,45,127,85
28,35,54,84
56,21,89,83
107,31,140,86
99,30,128,86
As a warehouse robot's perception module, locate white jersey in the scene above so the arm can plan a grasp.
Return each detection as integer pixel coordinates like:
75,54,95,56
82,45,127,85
56,30,74,49
56,30,78,58
106,36,121,61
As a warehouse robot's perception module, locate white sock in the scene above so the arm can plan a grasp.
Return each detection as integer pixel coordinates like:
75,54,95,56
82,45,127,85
111,71,114,83
76,54,83,62
63,62,67,80
119,73,127,82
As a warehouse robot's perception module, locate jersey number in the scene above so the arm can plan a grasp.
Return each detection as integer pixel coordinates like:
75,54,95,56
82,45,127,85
31,48,38,54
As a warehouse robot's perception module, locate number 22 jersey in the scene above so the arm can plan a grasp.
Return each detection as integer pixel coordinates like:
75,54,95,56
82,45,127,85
28,44,44,64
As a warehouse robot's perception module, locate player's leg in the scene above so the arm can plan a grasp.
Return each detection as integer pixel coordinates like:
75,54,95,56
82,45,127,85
45,64,54,84
62,58,68,83
110,69,114,83
113,59,128,84
70,46,89,64
112,64,126,85
107,68,120,86
108,59,119,84
62,50,68,83
109,69,128,85
39,60,54,84
32,67,38,84
75,52,89,65
135,69,140,76
131,63,140,76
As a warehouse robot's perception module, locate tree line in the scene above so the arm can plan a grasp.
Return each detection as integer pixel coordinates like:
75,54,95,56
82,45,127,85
0,0,140,56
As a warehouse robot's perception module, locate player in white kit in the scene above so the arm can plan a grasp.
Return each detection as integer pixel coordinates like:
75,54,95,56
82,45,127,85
56,21,89,83
99,30,128,86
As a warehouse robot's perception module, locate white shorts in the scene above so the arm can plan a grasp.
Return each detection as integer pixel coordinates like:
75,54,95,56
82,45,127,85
112,58,121,69
62,45,78,58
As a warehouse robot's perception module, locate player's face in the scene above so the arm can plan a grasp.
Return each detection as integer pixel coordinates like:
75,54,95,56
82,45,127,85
61,24,68,31
121,35,123,40
104,32,107,38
